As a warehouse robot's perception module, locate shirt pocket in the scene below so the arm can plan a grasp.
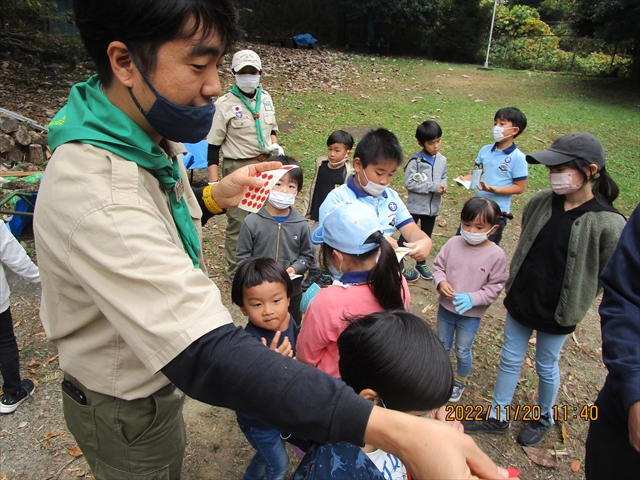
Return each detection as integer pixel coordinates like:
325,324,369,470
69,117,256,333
230,118,254,130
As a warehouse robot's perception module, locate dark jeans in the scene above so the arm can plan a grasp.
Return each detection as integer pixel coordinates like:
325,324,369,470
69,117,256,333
0,307,21,395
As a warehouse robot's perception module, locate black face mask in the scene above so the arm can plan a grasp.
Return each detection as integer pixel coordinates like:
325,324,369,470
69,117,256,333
127,49,215,143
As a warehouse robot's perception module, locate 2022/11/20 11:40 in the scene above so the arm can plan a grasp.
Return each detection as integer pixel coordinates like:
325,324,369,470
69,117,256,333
552,404,599,422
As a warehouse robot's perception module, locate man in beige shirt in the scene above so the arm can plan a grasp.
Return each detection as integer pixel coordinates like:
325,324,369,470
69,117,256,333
207,49,282,279
33,1,510,479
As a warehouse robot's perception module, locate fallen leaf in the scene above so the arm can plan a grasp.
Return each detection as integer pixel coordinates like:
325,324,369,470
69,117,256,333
76,469,86,477
438,219,447,228
525,357,533,367
1,474,7,479
560,422,567,444
28,359,39,368
18,422,27,429
571,460,581,472
44,354,58,365
43,430,67,446
522,446,557,468
35,331,47,336
68,446,83,457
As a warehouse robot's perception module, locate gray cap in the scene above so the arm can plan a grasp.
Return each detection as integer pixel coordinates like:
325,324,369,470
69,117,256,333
526,132,606,169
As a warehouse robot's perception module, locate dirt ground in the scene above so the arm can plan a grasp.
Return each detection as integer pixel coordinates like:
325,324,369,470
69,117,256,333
0,40,608,479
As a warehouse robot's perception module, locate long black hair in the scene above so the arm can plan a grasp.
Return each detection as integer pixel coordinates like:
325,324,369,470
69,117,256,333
322,231,405,310
338,310,453,412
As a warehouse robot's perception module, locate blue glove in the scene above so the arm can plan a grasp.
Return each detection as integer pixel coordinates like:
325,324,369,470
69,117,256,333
453,293,473,314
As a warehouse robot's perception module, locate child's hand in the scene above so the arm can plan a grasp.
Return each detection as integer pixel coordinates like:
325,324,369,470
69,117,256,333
437,184,446,195
305,214,311,219
286,266,296,275
261,331,293,358
477,180,496,193
438,281,455,298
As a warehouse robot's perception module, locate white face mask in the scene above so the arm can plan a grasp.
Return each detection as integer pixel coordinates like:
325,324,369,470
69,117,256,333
268,190,296,210
549,172,583,195
358,170,387,197
460,226,493,245
492,126,513,143
329,158,347,168
235,74,261,93
329,252,344,282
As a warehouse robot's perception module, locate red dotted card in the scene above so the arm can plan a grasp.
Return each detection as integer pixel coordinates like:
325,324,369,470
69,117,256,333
238,165,299,213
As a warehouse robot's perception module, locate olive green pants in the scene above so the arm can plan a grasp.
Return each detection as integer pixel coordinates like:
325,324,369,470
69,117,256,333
62,374,186,480
222,158,260,278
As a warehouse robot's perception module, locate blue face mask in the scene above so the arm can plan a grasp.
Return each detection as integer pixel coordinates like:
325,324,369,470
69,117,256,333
127,49,215,143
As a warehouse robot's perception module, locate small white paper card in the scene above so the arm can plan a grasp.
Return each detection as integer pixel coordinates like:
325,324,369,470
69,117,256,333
455,177,472,189
395,247,412,263
238,165,300,213
289,274,303,280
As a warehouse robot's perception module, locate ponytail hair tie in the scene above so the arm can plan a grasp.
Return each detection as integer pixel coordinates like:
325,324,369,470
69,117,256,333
365,230,384,245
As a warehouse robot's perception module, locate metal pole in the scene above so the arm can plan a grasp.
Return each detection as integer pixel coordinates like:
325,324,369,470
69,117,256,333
483,0,499,68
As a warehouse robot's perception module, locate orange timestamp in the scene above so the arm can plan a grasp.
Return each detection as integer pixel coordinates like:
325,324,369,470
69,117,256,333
552,404,599,422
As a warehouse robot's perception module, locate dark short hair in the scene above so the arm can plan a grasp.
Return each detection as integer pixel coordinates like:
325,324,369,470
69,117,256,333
327,130,354,150
494,107,527,138
353,128,404,168
338,310,453,412
73,0,241,87
460,197,502,225
231,257,293,307
268,155,303,190
415,121,443,144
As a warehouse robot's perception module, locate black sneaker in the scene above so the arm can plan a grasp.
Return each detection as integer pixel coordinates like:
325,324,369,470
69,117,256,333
462,417,510,435
415,263,433,280
516,414,553,447
0,379,35,414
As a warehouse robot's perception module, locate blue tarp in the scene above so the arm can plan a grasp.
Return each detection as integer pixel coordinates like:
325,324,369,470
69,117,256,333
292,34,318,46
182,140,208,170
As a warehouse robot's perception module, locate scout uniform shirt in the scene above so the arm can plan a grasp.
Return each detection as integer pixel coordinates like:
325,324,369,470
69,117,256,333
34,141,233,400
207,89,278,160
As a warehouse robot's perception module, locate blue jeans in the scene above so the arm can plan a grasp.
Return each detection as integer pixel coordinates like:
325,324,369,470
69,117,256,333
490,313,568,421
437,306,481,378
238,421,289,480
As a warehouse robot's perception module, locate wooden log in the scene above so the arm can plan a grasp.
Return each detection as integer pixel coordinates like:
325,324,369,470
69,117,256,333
14,125,31,146
0,114,18,134
28,144,44,165
0,133,15,153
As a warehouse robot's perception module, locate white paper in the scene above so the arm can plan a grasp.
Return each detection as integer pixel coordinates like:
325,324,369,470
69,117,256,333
395,247,412,263
455,178,471,189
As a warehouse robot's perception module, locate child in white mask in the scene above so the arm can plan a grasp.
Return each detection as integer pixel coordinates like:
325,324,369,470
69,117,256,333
432,197,508,403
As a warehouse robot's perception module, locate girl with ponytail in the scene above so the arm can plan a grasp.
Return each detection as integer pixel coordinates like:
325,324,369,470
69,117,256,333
297,201,410,377
464,133,626,448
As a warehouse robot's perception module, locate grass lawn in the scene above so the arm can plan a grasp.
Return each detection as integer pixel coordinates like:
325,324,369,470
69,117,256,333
271,56,639,222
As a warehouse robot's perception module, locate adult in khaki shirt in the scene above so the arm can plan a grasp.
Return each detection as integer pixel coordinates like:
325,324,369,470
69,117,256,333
207,49,282,279
33,1,510,479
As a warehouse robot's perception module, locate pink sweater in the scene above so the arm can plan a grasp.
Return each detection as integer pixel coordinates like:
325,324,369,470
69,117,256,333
297,279,411,378
432,236,508,318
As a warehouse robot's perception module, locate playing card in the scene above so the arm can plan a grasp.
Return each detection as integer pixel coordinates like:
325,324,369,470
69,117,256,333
238,165,300,213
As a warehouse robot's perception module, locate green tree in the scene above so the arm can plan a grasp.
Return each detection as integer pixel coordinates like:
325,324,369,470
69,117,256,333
339,0,444,24
570,0,640,80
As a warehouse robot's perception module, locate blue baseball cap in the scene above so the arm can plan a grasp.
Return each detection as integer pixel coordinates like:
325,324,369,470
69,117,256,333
311,201,382,255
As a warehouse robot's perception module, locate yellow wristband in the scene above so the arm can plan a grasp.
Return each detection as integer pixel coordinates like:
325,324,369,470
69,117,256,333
202,184,225,215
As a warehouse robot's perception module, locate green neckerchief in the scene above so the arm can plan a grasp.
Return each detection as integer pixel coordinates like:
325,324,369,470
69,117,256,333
48,74,201,268
230,84,266,151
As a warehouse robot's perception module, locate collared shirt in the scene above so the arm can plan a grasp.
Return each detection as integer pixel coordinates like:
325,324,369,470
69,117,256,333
34,141,232,400
319,176,414,235
207,89,278,159
473,143,528,213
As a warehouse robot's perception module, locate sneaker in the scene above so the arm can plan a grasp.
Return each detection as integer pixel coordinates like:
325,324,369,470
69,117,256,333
516,414,553,447
0,379,35,414
462,417,510,435
449,380,465,402
415,263,433,280
401,267,420,282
